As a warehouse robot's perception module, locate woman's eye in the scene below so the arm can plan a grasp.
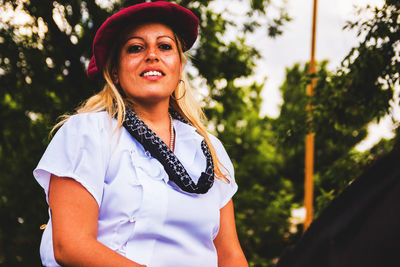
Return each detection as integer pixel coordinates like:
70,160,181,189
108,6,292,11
159,44,172,50
127,45,143,53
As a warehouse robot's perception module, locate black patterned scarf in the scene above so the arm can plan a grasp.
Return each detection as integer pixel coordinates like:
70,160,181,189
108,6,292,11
123,108,214,194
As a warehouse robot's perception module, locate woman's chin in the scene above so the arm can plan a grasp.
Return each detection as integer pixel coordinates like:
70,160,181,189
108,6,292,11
127,94,172,105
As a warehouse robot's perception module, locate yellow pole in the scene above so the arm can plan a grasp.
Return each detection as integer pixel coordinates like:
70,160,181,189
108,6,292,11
304,0,318,232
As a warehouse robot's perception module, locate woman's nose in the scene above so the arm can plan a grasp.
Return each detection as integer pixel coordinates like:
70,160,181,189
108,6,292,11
145,46,159,62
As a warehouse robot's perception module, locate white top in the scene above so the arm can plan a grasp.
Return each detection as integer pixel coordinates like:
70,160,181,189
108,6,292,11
33,111,237,267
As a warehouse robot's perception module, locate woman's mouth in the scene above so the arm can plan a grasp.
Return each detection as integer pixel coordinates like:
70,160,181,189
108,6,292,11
140,70,165,77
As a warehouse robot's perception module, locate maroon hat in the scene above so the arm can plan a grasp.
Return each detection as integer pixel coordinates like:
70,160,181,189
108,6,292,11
87,1,199,80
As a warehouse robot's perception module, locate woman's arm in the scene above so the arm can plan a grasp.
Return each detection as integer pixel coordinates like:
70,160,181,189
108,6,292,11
214,199,248,267
49,174,145,267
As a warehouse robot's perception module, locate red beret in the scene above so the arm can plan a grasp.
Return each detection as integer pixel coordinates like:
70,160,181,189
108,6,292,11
87,1,199,80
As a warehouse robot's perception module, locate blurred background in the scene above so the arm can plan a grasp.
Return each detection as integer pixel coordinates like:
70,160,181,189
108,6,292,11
0,0,399,266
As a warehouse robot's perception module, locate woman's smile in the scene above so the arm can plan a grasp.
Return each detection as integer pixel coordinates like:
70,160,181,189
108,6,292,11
140,68,165,80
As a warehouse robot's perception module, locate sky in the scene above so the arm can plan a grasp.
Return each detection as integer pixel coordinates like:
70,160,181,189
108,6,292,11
210,0,398,151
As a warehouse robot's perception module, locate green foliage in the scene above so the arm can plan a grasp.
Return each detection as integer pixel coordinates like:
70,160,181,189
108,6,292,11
193,8,260,83
316,0,400,129
0,0,398,266
274,57,396,218
273,0,399,229
0,0,291,266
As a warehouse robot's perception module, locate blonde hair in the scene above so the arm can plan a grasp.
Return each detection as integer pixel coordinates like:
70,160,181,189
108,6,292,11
53,25,229,182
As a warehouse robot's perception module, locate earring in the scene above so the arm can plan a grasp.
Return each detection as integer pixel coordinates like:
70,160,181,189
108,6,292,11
112,72,119,84
171,79,186,101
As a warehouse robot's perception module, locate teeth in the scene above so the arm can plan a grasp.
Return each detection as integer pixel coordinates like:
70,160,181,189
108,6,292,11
143,71,162,76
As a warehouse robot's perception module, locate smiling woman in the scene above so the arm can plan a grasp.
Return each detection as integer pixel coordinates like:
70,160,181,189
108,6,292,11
33,1,248,267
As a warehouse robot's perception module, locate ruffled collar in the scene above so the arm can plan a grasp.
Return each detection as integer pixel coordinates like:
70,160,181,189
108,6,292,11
173,120,207,184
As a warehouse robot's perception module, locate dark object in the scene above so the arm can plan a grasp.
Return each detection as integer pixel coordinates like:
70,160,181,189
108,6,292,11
123,108,215,194
87,1,199,79
277,145,400,267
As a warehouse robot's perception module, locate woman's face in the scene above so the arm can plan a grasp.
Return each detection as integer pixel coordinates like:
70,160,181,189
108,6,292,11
116,22,182,105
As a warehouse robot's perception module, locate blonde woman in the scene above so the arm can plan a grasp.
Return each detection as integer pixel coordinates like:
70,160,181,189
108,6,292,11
33,2,247,266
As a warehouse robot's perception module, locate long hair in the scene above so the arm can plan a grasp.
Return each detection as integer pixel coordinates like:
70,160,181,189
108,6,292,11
52,26,229,182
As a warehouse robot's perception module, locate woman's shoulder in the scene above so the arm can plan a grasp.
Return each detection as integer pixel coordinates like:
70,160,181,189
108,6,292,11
49,111,117,145
67,111,111,124
62,111,115,133
208,133,223,149
207,133,231,162
173,119,228,157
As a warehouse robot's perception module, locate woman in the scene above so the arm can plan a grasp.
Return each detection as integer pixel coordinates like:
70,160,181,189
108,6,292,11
34,2,248,266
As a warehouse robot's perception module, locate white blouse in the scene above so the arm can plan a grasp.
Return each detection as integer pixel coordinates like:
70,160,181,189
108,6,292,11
33,111,237,267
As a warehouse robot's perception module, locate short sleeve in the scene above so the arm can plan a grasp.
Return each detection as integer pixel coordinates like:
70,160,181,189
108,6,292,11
33,113,110,207
209,135,238,209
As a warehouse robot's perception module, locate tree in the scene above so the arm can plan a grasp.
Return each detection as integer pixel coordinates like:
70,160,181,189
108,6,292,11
274,62,369,214
0,0,291,265
273,0,399,234
2,0,397,265
312,0,400,210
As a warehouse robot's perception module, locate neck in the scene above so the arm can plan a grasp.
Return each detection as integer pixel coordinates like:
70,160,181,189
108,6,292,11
129,100,169,123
